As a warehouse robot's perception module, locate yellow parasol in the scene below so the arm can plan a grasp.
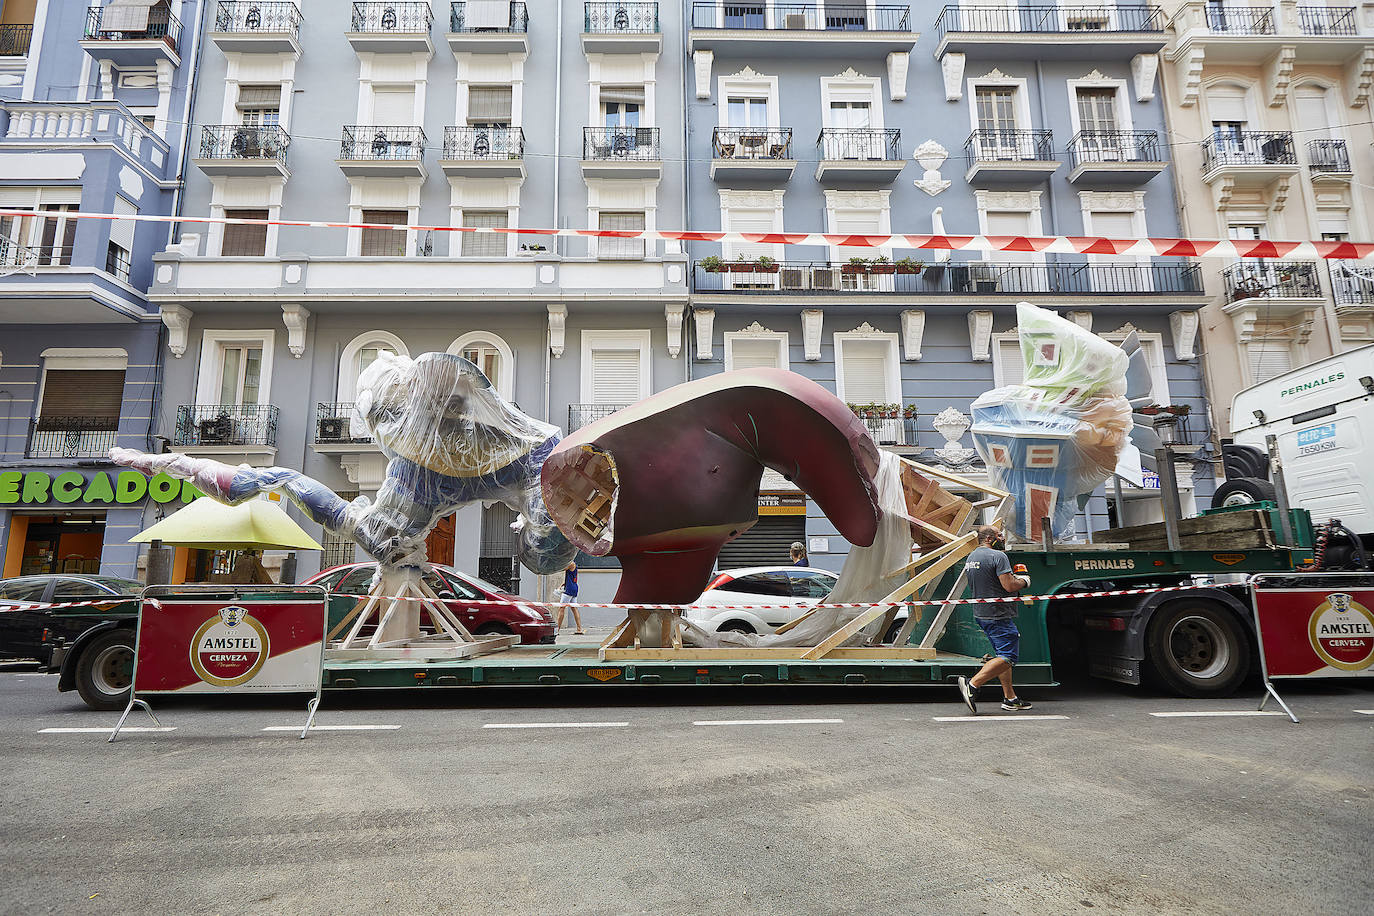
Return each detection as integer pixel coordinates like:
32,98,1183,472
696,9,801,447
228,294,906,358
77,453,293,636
130,498,322,551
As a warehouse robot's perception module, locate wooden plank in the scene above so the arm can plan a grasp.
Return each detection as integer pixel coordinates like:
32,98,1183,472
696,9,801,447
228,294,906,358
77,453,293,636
772,605,822,636
879,533,977,605
892,601,925,646
600,646,937,661
899,456,1010,499
914,569,971,649
799,605,893,660
885,531,976,579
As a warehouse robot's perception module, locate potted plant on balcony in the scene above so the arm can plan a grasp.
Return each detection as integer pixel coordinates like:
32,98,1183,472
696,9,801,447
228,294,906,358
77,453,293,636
869,256,897,275
700,255,724,273
728,254,759,274
756,255,779,273
902,403,918,420
842,257,870,276
895,257,925,275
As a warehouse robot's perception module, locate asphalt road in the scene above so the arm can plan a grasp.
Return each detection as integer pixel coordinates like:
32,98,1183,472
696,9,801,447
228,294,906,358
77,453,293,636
2,665,1370,915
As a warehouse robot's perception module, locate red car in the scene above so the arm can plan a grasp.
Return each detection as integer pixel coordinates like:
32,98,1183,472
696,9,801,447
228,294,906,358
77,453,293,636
303,562,556,645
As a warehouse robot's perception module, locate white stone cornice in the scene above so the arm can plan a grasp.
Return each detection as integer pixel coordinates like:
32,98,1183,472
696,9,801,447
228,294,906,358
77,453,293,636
693,307,715,360
159,304,191,358
281,304,310,358
900,310,925,361
665,303,684,358
547,303,567,358
801,309,823,361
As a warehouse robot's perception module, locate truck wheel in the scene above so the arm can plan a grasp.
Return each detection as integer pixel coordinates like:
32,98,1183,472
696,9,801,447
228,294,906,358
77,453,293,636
75,629,135,711
1211,477,1276,508
1144,602,1250,698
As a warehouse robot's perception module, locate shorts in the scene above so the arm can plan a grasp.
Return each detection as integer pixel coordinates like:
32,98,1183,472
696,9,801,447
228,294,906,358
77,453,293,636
975,617,1020,665
559,591,578,605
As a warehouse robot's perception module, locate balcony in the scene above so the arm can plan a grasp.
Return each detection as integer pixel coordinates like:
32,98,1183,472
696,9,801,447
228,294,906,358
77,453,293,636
440,126,525,178
210,2,303,55
336,126,427,178
964,129,1058,182
1169,2,1370,70
1307,138,1352,180
1200,131,1298,185
194,125,291,177
81,5,182,67
27,418,119,460
1223,260,1322,302
173,404,279,462
569,403,629,432
1,101,170,173
688,3,917,57
582,126,661,178
582,2,661,53
347,1,434,53
0,23,33,56
815,128,903,182
1067,130,1167,184
692,259,1205,299
934,4,1166,59
0,237,72,271
448,2,529,53
710,127,795,181
1332,261,1374,308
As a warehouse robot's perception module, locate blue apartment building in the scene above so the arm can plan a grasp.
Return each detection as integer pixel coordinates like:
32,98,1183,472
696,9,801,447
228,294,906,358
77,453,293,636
0,0,203,579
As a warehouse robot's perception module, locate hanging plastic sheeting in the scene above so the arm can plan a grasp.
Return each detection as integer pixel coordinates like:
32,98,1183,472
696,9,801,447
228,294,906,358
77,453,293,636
969,302,1133,542
112,352,576,574
684,451,914,649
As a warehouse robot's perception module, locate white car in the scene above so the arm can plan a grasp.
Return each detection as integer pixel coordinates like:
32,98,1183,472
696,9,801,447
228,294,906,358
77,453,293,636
685,566,839,635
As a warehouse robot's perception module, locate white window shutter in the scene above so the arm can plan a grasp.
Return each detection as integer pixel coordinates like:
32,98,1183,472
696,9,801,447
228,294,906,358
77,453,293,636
730,339,780,370
997,337,1026,386
590,349,642,402
725,209,777,261
841,340,890,403
373,89,416,125
1249,343,1293,383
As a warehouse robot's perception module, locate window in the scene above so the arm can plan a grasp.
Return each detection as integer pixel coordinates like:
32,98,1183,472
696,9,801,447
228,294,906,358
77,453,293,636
467,86,513,126
717,572,790,596
460,210,509,257
0,580,48,602
447,332,514,400
1249,340,1294,383
597,211,644,260
723,3,765,28
105,241,131,281
218,345,263,405
785,569,834,598
372,87,416,125
724,332,788,371
221,208,268,256
601,87,644,127
581,330,651,404
360,209,408,256
727,95,768,128
974,87,1019,157
1076,89,1118,134
53,579,109,600
236,85,281,127
38,369,125,429
461,342,502,384
834,331,902,443
722,200,782,287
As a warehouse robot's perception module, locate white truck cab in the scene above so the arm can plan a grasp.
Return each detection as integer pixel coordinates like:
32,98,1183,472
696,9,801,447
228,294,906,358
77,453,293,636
1225,345,1374,563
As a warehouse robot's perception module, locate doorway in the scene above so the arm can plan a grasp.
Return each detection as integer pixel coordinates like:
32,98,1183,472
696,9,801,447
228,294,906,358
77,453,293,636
11,513,106,576
426,513,456,567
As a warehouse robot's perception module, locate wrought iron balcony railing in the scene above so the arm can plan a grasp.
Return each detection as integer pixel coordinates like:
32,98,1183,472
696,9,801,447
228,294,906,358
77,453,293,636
569,403,629,431
0,23,33,55
693,259,1204,295
1067,130,1162,167
1332,261,1374,306
966,128,1055,163
351,2,433,32
199,124,291,164
1204,6,1274,33
712,127,793,159
690,3,911,31
585,2,659,33
444,126,524,159
451,1,528,31
1298,5,1357,34
27,418,120,460
84,5,182,48
1308,139,1351,173
0,239,73,269
340,125,426,160
1202,131,1296,172
214,1,302,34
315,403,373,444
817,127,900,160
934,4,1163,35
584,126,660,160
1223,261,1322,301
174,404,280,448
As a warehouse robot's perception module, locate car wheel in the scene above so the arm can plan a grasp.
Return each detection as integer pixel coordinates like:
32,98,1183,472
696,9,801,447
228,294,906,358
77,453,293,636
1211,477,1276,509
1144,601,1250,698
473,623,514,637
717,621,755,635
884,621,904,645
75,629,135,711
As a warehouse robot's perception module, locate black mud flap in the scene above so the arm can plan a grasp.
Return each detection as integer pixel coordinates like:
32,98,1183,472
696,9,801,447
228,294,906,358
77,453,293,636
1089,655,1141,685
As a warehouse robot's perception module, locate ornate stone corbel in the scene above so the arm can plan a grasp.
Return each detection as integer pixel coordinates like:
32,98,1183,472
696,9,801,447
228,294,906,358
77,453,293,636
886,51,909,101
159,304,192,358
1266,45,1296,107
693,307,715,360
281,304,310,358
547,303,567,358
900,310,925,360
1176,45,1205,107
1169,310,1200,361
941,52,965,102
1131,53,1159,102
665,303,685,358
1347,46,1374,108
968,310,993,361
1068,311,1093,332
693,50,713,100
801,309,823,361
1271,175,1291,213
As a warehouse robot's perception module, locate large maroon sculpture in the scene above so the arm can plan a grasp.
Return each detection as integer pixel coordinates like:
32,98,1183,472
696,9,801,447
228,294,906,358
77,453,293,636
541,368,882,603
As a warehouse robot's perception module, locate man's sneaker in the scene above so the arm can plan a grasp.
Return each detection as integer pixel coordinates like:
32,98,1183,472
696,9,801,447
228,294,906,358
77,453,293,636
956,676,978,715
1000,697,1033,711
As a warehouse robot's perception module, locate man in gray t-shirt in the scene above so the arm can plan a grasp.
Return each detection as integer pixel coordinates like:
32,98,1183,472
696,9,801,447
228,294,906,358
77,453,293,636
955,525,1033,714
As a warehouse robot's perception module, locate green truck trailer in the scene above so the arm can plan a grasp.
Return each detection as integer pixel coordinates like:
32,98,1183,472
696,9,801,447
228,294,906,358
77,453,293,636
46,502,1317,709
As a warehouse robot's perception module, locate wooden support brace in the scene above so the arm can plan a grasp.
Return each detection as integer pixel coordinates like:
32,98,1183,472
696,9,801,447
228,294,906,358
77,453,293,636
916,569,971,649
773,605,822,636
800,605,894,660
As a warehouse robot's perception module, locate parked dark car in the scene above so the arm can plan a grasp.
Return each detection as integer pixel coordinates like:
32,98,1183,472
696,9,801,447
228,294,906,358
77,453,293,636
303,562,556,645
0,575,141,665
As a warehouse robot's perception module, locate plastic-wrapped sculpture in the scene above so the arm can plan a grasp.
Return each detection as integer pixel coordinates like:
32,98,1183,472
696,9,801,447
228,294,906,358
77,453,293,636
970,302,1160,541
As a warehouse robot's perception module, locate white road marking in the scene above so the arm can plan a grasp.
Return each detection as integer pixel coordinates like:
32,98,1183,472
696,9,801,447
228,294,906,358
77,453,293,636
932,715,1069,722
38,727,176,734
15,673,55,677
1354,710,1374,716
262,724,401,731
482,721,629,729
692,718,844,726
1149,710,1286,718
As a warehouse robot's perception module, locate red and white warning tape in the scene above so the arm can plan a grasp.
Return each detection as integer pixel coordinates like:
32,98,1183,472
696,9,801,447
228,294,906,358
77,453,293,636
2,208,1371,261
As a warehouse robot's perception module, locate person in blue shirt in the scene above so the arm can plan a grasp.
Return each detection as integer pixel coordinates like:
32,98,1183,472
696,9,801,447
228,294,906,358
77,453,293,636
790,542,808,567
955,525,1033,714
557,561,584,634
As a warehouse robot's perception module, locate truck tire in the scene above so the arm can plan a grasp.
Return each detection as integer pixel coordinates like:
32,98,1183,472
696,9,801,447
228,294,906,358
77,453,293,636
1144,602,1250,698
75,629,135,711
1211,477,1276,509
